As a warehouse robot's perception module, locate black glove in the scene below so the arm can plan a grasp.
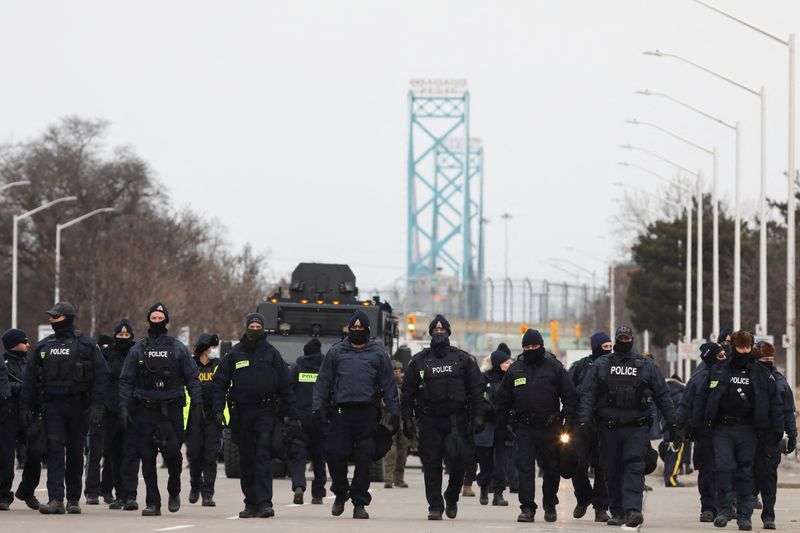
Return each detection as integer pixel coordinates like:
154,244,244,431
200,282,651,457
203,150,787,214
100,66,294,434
119,406,133,431
390,414,400,435
88,404,105,428
215,411,227,429
312,409,328,429
786,437,797,455
403,418,416,440
473,414,486,435
20,408,34,428
667,423,684,446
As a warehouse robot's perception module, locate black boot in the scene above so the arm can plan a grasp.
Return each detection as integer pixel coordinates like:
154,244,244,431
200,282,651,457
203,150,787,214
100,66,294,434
331,495,347,516
595,508,610,522
201,496,215,507
258,503,275,518
737,517,752,531
427,509,443,520
293,487,304,505
15,492,40,510
39,500,65,515
517,508,535,522
168,495,180,513
238,504,257,518
625,511,644,527
573,503,588,518
66,501,81,514
141,505,161,516
445,500,457,519
715,511,731,528
188,488,199,504
122,499,139,511
479,486,489,505
607,514,626,526
353,504,369,519
492,491,508,506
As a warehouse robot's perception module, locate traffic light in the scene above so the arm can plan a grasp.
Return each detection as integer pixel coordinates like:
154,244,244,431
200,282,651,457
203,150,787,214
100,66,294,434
575,323,582,340
550,320,559,345
406,313,416,333
519,324,528,336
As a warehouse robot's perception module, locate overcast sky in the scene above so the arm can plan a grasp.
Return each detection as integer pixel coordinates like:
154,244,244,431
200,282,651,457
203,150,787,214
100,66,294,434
2,0,799,294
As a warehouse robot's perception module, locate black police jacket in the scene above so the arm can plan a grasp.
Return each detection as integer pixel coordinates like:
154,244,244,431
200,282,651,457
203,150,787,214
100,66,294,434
213,334,297,419
194,356,219,412
676,361,713,430
0,357,10,399
767,364,798,439
481,367,505,423
699,358,782,438
21,329,109,408
579,350,675,426
313,338,399,417
401,345,486,419
102,342,130,413
495,352,577,426
119,333,201,409
3,350,27,403
568,353,602,394
290,352,324,414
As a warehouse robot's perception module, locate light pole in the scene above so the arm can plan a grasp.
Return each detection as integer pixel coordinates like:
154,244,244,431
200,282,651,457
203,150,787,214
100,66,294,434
55,207,115,303
644,50,768,335
691,0,797,413
12,196,78,328
619,145,704,338
635,90,741,330
0,180,31,194
623,121,720,336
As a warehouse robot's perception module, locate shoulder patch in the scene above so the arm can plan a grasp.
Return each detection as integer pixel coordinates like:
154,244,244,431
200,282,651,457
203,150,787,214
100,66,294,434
709,380,719,389
514,377,527,387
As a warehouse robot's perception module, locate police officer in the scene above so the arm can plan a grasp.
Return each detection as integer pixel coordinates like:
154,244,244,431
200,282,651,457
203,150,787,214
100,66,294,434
752,341,795,530
401,315,485,520
567,331,611,522
661,374,686,488
213,313,299,519
494,328,576,523
383,359,411,489
312,310,399,520
118,302,202,516
698,330,783,530
20,302,109,515
0,329,41,511
85,321,135,507
187,333,220,507
476,348,513,507
288,338,327,505
677,341,726,523
578,325,677,528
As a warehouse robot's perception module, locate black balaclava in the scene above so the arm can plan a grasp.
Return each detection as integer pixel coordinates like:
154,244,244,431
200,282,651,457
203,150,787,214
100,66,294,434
347,310,371,346
428,314,451,354
113,318,135,353
52,315,76,337
732,350,752,368
613,325,634,355
590,332,612,359
521,329,545,362
245,313,266,343
147,302,169,336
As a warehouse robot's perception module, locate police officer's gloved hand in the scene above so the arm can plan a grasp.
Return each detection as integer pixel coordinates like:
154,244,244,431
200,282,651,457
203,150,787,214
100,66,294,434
786,437,797,454
312,409,328,429
88,404,105,428
214,411,227,429
473,414,485,434
119,406,133,431
19,408,34,428
668,423,683,446
403,418,416,440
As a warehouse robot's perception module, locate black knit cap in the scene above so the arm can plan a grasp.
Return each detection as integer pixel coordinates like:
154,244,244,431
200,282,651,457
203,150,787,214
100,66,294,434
522,328,544,348
194,332,220,356
348,310,370,330
303,338,322,355
497,342,511,356
147,302,169,324
114,318,134,336
246,312,265,328
428,314,451,336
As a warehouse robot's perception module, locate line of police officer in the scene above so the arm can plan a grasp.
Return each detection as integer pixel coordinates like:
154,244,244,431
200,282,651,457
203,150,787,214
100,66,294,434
1,302,795,530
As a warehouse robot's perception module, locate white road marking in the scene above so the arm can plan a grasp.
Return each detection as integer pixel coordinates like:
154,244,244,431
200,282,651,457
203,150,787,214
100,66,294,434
154,526,194,531
225,515,239,520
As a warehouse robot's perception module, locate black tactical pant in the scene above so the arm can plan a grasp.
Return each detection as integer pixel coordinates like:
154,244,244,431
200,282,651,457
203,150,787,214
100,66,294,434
693,429,716,515
754,440,781,522
231,403,276,507
186,410,221,499
571,433,608,510
100,412,125,500
44,398,89,502
326,403,377,506
515,423,560,513
418,412,470,513
713,423,757,521
0,413,41,504
475,445,493,488
290,413,327,498
118,420,140,502
598,424,649,516
123,401,184,507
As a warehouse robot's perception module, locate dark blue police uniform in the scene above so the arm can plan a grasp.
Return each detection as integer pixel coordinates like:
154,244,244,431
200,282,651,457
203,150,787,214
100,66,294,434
401,341,486,518
119,332,201,510
289,348,327,502
186,355,221,503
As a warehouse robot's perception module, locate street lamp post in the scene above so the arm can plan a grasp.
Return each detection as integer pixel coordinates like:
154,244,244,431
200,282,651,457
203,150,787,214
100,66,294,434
644,50,768,335
691,0,797,415
55,207,115,303
12,196,77,328
635,90,741,330
624,120,720,336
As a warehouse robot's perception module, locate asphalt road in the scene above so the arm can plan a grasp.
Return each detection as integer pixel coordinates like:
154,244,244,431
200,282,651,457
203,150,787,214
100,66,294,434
2,457,799,532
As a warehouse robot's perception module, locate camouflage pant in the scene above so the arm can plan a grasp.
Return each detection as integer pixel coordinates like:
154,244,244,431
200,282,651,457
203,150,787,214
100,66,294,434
384,431,411,483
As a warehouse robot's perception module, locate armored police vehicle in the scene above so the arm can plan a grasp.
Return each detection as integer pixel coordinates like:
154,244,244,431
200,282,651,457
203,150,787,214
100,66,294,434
223,262,399,479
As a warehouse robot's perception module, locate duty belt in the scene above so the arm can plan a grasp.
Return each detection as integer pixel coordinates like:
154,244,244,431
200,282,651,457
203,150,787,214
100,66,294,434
137,397,182,409
514,412,560,427
716,415,753,426
46,392,88,404
601,415,652,430
230,395,275,409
